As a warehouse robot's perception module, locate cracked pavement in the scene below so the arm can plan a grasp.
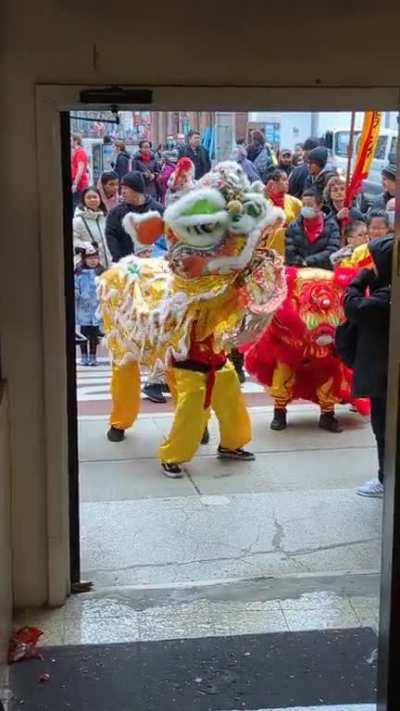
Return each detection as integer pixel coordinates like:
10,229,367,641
79,406,382,590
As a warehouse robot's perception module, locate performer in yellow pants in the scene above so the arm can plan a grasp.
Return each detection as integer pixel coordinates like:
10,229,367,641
160,361,253,476
107,360,141,442
269,361,342,432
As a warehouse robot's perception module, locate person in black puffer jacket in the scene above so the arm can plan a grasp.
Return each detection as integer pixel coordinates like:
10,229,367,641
305,147,338,199
285,189,340,270
105,171,163,263
344,236,392,498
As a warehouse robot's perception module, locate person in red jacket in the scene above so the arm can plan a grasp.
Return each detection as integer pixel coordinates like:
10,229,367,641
71,134,89,209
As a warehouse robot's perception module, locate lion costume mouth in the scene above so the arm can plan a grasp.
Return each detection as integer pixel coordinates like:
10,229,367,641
313,325,335,346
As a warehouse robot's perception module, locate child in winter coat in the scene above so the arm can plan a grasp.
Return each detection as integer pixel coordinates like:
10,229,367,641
157,149,179,204
75,244,105,366
330,220,368,267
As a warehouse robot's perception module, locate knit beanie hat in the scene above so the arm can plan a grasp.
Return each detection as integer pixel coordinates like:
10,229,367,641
80,243,99,258
382,163,396,181
303,137,320,152
121,171,145,193
308,147,328,168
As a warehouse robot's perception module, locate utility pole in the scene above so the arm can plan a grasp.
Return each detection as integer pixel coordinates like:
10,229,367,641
214,112,235,162
311,112,319,137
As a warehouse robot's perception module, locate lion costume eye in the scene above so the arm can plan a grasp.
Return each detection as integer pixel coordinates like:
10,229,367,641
244,201,262,218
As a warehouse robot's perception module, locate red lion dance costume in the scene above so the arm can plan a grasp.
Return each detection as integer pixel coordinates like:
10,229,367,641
244,266,369,432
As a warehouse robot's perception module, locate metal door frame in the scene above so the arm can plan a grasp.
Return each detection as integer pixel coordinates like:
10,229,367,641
36,84,400,709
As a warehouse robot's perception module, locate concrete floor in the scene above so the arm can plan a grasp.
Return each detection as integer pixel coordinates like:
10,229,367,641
78,405,381,590
14,404,382,651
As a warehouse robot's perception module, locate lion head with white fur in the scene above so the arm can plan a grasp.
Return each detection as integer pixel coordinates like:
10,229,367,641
122,161,284,279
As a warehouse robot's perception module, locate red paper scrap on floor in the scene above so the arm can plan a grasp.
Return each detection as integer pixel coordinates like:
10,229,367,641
8,627,44,664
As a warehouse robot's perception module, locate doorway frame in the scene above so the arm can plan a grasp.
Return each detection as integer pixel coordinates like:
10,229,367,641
36,83,400,708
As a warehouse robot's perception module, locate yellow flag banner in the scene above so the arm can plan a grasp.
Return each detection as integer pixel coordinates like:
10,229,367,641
345,111,382,206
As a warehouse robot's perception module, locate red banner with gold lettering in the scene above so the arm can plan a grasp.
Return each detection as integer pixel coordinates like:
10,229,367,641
344,111,382,207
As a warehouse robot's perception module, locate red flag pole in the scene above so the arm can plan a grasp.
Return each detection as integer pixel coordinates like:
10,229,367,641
346,111,356,191
342,111,356,244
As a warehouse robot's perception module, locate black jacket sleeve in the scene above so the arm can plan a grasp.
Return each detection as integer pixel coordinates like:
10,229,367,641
304,219,340,268
288,165,307,198
344,271,391,325
285,224,303,265
105,209,124,262
203,147,211,174
115,153,130,180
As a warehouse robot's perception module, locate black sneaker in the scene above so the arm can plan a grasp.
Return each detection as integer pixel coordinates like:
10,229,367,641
217,446,255,461
319,412,343,433
201,427,210,445
161,462,183,478
143,383,167,404
107,426,125,442
270,408,287,431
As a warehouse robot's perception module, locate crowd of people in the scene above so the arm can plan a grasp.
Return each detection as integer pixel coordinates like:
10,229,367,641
71,128,394,495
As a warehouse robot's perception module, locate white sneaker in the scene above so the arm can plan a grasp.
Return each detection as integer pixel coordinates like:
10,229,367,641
357,480,384,498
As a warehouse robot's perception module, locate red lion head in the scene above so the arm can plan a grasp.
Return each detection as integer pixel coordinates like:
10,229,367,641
244,265,357,380
272,266,357,359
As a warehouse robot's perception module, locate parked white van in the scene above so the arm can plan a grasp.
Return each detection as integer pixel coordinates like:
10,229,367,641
325,128,397,205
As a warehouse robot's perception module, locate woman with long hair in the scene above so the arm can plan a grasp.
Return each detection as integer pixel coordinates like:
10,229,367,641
73,186,111,268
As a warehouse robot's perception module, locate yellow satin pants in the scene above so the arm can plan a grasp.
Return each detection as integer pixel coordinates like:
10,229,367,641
160,362,251,464
109,360,141,430
270,361,338,413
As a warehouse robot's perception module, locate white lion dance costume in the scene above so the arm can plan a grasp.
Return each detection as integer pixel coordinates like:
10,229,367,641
98,162,287,474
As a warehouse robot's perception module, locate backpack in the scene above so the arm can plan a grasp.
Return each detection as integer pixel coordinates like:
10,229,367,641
253,146,274,181
335,320,358,368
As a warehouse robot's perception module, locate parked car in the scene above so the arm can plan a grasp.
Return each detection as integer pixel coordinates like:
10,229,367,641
325,128,397,207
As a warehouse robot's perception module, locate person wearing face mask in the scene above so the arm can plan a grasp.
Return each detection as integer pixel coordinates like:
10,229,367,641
342,236,393,498
285,189,340,270
264,168,302,255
